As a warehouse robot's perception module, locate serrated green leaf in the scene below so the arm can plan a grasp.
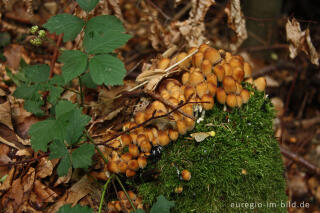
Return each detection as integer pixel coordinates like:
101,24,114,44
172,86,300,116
13,84,39,100
49,75,66,86
150,195,175,213
49,140,68,159
83,15,131,54
57,204,93,213
48,86,63,105
55,100,77,119
29,119,57,151
76,0,99,12
43,14,85,42
24,64,50,83
24,99,44,116
89,54,126,86
57,155,72,176
49,140,71,176
81,72,97,89
59,50,88,83
59,108,91,144
71,143,95,169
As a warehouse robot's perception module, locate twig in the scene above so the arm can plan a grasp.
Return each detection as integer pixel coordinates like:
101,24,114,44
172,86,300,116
49,34,63,78
251,60,297,78
0,153,49,167
238,43,289,53
144,90,195,120
280,146,320,176
147,0,171,20
96,99,206,146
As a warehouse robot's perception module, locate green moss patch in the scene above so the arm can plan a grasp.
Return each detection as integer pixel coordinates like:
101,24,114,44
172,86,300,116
137,90,287,212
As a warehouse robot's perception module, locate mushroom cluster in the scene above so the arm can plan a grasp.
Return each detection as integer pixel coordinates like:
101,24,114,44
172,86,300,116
102,44,266,212
107,191,143,213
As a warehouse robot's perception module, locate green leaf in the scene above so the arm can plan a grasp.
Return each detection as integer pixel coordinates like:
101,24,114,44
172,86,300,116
59,108,91,144
48,86,63,105
76,0,99,12
29,119,57,151
57,155,72,176
89,54,126,86
24,64,50,83
71,143,95,169
55,100,77,119
57,204,93,213
49,75,66,86
150,195,175,213
83,15,131,54
59,50,88,83
43,14,85,42
13,84,39,100
24,99,44,116
81,72,97,89
49,140,71,176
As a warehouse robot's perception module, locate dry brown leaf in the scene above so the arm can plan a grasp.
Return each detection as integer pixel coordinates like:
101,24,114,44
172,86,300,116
22,167,35,193
15,148,32,157
47,175,94,212
33,179,58,203
54,167,72,187
0,167,15,196
3,44,30,71
286,18,319,66
171,0,215,47
2,177,24,210
0,100,13,130
224,0,248,51
36,158,54,179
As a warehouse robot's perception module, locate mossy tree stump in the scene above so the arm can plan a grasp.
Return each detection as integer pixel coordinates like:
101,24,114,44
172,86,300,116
135,90,287,212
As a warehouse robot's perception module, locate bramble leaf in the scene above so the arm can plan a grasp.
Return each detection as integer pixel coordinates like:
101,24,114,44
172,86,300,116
55,100,77,119
71,143,95,169
59,50,88,83
150,195,175,213
76,0,99,12
13,84,40,100
43,14,85,42
47,86,63,105
59,107,91,144
49,140,71,176
29,119,58,151
81,72,97,89
83,15,131,54
89,54,126,86
57,204,93,213
24,99,44,116
24,64,50,83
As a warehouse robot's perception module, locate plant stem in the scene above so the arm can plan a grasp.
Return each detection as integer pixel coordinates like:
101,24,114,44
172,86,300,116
115,175,137,211
78,76,84,107
85,130,109,164
98,174,114,213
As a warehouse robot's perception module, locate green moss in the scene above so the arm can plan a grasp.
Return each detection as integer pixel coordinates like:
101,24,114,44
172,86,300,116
137,90,287,212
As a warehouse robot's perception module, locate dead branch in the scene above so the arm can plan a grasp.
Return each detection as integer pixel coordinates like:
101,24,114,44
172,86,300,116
280,146,320,176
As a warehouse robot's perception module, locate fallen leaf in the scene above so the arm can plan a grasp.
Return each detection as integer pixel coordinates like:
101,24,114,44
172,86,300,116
36,158,54,179
0,167,15,196
22,167,35,193
33,179,58,203
286,18,319,66
0,100,13,130
47,175,94,212
3,44,30,71
190,131,215,142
